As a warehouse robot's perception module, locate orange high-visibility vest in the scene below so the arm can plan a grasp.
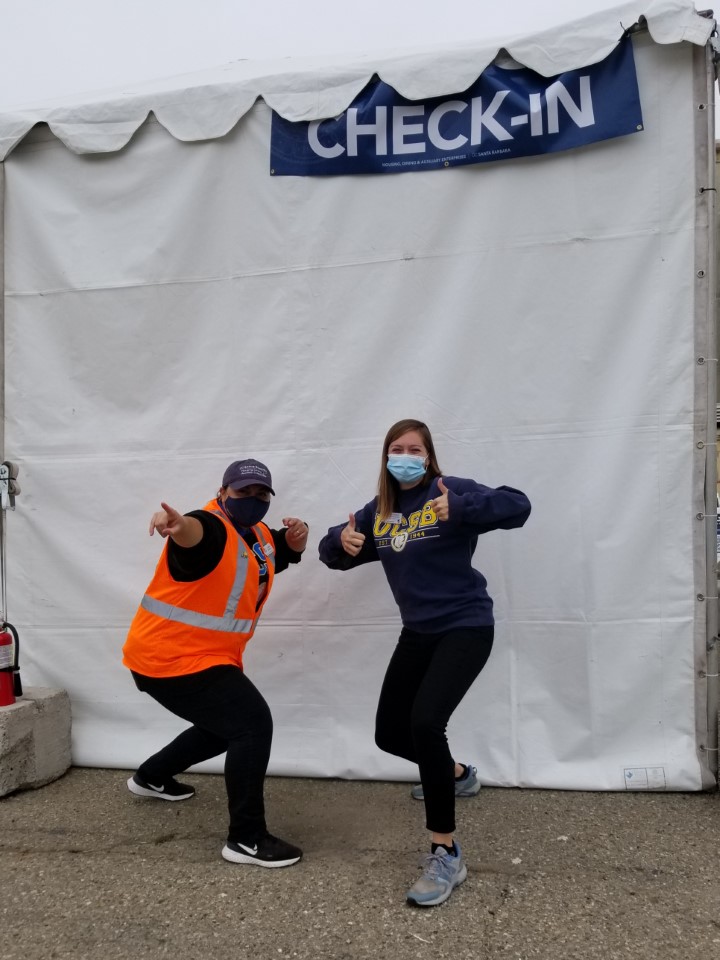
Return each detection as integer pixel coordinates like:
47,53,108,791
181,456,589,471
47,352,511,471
122,499,276,677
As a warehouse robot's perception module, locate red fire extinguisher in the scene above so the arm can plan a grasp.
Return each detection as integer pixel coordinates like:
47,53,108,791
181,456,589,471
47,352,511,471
6,622,20,697
0,627,14,706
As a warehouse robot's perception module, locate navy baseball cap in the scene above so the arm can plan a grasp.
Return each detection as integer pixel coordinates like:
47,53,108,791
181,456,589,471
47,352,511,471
222,459,275,495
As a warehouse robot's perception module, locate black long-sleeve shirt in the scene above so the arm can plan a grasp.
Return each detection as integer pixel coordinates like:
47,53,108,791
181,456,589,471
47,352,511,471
168,510,302,582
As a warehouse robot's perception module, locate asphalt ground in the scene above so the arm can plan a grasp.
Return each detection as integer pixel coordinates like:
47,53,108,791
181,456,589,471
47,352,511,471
1,768,719,960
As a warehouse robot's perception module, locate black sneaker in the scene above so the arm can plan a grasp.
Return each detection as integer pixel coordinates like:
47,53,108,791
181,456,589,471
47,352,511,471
127,772,195,801
222,834,302,868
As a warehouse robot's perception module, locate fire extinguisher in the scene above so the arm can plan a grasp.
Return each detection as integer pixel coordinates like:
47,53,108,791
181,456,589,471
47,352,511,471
6,622,20,696
0,626,14,707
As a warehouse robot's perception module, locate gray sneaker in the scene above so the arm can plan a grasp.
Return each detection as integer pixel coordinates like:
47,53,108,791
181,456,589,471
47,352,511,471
410,764,481,800
406,842,468,907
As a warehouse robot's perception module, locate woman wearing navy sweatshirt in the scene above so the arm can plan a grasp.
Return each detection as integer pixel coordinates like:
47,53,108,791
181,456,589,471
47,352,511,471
318,419,530,907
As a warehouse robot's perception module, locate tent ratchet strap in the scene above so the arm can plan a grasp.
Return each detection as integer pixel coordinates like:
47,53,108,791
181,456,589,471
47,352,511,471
0,460,20,624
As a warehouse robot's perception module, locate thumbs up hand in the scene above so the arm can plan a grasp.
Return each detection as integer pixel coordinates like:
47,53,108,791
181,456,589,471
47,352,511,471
340,512,366,557
431,478,451,521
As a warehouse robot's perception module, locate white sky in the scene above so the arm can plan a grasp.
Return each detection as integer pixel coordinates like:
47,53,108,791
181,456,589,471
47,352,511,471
0,0,712,111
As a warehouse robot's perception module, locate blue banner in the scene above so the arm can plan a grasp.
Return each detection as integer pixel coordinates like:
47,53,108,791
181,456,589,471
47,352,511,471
270,37,642,177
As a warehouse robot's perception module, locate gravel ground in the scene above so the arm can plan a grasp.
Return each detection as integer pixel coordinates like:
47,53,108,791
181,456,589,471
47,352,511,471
1,768,719,960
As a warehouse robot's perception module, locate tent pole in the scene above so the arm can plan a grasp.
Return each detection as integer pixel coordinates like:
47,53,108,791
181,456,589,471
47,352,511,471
696,42,718,782
0,160,4,461
0,161,5,605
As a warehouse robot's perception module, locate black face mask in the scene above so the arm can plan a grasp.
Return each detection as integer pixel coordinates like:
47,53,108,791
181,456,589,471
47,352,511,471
222,495,270,529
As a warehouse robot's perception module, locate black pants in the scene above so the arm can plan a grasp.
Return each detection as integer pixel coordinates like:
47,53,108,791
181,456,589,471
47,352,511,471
132,665,272,843
374,625,494,835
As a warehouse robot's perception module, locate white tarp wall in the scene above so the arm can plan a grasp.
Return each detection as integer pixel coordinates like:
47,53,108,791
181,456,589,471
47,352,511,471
2,20,716,789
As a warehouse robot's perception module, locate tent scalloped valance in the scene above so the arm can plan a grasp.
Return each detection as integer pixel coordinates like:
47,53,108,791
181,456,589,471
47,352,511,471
0,0,713,160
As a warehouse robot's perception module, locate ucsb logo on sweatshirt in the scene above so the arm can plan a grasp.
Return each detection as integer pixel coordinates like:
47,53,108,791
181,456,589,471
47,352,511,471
374,502,439,553
270,37,642,177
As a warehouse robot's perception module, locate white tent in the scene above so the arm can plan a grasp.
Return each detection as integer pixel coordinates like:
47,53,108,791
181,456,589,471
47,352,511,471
0,0,717,790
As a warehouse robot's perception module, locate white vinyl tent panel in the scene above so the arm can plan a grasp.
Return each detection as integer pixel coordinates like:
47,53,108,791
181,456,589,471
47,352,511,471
2,32,711,789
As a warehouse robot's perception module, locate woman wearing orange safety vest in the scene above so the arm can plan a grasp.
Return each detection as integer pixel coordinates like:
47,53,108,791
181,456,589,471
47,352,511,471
123,458,307,868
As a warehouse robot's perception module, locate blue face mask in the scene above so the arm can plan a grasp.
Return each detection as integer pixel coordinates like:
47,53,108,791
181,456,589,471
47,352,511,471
222,495,270,529
387,455,427,484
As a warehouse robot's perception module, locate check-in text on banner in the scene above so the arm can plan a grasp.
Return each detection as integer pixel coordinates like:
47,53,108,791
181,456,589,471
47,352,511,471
270,37,642,176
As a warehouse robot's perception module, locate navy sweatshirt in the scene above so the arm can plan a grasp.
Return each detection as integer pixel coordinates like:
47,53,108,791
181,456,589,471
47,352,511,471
318,476,530,632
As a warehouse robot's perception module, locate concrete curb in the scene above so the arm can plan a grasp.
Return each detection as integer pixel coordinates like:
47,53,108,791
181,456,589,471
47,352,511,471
0,686,71,796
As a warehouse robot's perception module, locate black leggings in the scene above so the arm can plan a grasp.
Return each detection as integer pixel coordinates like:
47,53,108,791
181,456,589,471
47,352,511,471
132,665,272,844
374,625,494,835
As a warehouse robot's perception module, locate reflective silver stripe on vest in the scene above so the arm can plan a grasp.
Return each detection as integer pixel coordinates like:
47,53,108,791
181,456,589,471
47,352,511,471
255,527,276,571
224,534,250,617
140,594,255,633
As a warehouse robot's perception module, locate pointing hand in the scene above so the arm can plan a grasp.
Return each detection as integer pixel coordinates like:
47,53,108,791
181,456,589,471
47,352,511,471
149,502,185,538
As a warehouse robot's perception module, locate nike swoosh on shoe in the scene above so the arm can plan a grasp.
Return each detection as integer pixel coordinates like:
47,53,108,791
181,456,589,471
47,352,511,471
236,842,258,855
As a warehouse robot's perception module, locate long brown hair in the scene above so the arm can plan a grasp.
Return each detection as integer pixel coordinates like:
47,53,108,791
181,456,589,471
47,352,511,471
376,419,442,520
